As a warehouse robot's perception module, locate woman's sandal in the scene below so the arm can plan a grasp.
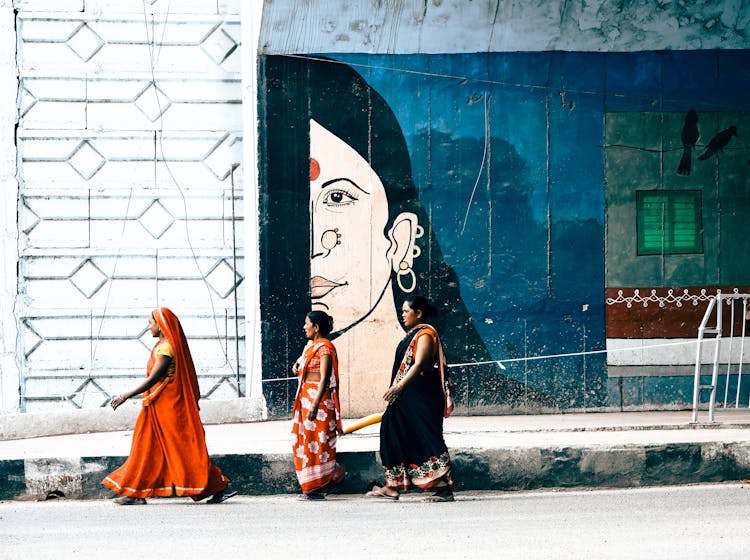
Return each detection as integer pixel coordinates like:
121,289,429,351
425,490,454,502
206,490,237,504
113,496,147,505
298,492,326,501
365,486,399,501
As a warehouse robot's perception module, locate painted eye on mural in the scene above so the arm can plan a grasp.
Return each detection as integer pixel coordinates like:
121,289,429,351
322,188,358,208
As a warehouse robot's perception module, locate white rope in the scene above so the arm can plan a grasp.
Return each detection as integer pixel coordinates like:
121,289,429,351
449,338,702,368
263,339,706,383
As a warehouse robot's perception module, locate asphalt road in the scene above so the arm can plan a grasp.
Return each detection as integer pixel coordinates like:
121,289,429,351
1,484,749,559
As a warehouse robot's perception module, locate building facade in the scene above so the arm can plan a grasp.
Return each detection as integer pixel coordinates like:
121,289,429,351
1,1,749,421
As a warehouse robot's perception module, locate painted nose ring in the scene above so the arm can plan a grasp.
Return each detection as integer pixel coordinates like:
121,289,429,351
321,228,341,250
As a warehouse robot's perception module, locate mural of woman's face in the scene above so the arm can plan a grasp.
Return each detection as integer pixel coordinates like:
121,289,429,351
308,119,393,332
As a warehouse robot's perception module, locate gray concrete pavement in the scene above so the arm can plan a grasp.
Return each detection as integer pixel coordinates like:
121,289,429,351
2,408,750,500
2,485,750,559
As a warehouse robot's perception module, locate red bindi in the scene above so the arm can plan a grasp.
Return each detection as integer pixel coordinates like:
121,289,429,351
310,158,320,181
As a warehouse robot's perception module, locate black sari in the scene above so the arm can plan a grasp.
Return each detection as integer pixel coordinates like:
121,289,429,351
379,324,454,491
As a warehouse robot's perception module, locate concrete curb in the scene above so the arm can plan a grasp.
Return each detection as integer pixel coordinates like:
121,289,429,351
6,412,750,500
4,440,750,501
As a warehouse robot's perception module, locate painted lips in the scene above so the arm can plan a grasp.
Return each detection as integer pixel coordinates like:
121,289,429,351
310,275,345,298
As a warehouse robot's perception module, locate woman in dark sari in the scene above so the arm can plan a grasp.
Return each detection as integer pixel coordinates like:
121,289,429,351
367,295,455,502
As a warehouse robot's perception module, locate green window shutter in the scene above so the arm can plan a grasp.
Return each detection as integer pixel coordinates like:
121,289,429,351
636,190,703,255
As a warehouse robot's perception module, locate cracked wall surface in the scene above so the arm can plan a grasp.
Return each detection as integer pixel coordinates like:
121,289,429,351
259,0,750,54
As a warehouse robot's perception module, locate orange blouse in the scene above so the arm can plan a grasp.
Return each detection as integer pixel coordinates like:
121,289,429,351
306,343,332,374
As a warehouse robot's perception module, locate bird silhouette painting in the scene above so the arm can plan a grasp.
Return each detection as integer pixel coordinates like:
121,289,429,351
677,109,699,176
697,125,738,161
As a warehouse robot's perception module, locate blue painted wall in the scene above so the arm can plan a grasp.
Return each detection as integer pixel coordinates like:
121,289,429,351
259,51,750,417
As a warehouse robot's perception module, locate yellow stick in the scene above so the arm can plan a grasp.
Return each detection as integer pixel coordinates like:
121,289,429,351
343,412,383,434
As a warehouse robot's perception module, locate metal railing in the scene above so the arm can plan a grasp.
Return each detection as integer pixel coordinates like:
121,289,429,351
692,292,750,423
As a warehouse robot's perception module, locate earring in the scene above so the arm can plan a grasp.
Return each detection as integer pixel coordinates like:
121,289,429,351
396,261,416,293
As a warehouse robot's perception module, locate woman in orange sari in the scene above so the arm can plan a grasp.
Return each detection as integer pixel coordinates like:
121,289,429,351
291,311,345,500
103,307,235,505
367,295,455,502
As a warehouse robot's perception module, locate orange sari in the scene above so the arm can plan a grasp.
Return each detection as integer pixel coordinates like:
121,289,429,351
291,338,344,494
103,307,228,500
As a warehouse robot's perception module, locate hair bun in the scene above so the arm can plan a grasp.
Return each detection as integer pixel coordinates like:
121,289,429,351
307,310,334,336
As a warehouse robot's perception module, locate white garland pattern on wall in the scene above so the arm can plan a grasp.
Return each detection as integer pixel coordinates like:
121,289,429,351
606,288,744,308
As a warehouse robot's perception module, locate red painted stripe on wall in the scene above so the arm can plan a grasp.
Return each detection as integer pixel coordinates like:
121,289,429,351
605,286,750,339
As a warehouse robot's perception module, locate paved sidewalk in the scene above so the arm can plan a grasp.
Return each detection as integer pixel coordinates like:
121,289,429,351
2,409,750,500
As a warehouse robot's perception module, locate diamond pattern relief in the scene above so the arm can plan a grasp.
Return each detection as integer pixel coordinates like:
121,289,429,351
17,13,247,415
69,259,108,298
206,258,243,298
134,82,173,122
22,321,43,359
66,23,105,62
203,376,241,399
19,86,37,117
203,134,241,181
68,141,106,180
138,199,175,239
67,378,111,409
21,202,41,235
200,25,238,65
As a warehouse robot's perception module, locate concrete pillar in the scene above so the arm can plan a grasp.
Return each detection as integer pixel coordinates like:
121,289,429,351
0,3,19,413
241,2,266,417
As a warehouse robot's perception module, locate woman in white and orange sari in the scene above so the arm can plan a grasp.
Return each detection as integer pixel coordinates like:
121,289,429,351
291,311,344,500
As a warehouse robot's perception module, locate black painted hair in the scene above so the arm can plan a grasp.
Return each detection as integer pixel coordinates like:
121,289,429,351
260,54,550,411
307,310,334,336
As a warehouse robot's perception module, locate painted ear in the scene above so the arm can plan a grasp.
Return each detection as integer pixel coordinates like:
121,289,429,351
386,212,421,274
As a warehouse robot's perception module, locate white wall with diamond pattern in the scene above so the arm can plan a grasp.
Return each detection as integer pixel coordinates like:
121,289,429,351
3,0,247,413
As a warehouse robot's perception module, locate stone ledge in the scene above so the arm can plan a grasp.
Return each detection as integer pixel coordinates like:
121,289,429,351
0,397,265,441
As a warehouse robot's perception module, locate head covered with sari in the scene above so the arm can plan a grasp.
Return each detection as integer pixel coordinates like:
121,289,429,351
142,307,201,408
